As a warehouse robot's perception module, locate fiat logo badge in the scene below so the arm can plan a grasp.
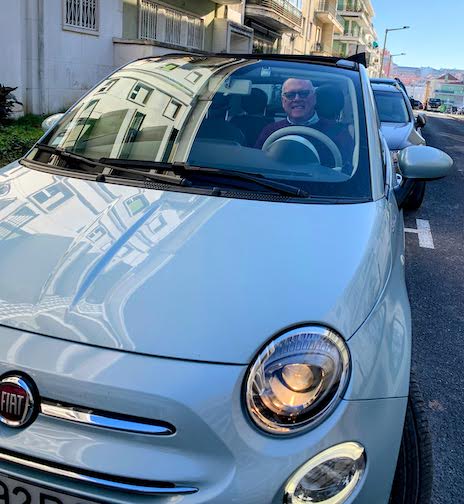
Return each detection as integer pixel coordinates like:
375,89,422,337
0,374,38,428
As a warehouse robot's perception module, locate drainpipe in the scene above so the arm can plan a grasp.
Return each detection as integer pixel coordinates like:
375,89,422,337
37,0,46,114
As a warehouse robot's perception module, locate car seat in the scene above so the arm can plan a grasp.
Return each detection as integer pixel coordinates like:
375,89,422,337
197,93,245,145
230,88,273,146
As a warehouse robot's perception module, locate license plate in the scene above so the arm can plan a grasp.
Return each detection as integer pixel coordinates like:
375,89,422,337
0,473,99,504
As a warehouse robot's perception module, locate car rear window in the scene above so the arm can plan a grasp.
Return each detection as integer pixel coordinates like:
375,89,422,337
373,90,410,123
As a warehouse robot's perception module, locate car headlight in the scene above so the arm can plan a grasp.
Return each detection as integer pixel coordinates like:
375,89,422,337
245,326,350,435
284,442,365,503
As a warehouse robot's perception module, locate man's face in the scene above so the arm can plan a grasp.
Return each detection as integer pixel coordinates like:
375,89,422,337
281,79,316,123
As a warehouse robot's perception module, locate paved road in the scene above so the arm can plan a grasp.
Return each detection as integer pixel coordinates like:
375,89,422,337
404,114,464,503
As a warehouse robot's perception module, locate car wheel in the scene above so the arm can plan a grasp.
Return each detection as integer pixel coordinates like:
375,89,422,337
404,181,426,210
389,371,433,504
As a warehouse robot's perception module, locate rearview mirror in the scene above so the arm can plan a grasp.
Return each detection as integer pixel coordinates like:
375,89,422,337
415,113,426,129
398,145,453,180
41,113,64,132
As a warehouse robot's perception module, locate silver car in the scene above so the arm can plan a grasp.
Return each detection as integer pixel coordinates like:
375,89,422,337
371,80,428,209
0,54,453,504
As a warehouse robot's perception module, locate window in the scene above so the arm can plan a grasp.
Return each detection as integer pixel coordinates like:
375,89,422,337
373,90,411,123
97,79,118,94
63,0,99,34
36,56,371,202
128,82,154,106
32,183,74,212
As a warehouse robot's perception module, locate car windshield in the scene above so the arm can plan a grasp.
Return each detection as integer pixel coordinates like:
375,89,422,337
373,90,410,123
34,56,371,201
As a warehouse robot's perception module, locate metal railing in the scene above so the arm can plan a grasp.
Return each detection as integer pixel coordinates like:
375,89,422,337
246,0,303,27
312,42,331,54
338,0,363,12
139,0,204,50
316,1,345,27
64,0,99,32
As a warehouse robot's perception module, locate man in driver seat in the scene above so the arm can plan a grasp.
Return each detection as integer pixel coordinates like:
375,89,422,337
255,78,353,168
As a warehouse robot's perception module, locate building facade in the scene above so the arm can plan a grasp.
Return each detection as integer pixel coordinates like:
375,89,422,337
243,0,303,54
0,0,252,115
333,0,380,76
428,73,464,108
0,0,382,116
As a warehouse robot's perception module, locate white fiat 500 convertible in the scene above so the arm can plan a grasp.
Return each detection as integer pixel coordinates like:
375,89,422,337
0,53,452,504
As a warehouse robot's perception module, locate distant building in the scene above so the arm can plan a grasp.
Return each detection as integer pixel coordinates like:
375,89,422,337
428,73,464,108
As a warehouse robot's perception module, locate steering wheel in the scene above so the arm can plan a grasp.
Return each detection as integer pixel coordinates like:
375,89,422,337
262,126,343,171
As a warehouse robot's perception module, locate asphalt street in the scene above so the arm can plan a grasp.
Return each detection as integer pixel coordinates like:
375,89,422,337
404,113,464,503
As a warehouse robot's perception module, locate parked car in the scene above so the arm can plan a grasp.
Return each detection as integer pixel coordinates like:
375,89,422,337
0,53,453,504
370,77,409,96
426,97,442,111
410,98,424,110
444,104,458,114
371,81,428,209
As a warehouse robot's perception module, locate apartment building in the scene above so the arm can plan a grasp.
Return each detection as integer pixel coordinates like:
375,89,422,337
308,0,344,56
0,0,252,115
333,0,380,75
244,0,303,53
243,0,344,57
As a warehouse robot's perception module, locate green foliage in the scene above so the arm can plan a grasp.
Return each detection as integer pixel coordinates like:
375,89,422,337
0,85,21,124
0,115,44,166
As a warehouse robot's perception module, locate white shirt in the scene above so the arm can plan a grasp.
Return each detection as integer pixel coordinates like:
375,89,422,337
287,112,319,126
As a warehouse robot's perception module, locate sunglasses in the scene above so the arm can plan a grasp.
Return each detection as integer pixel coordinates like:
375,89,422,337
282,90,312,100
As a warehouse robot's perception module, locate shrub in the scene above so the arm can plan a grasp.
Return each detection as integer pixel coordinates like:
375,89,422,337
0,85,22,124
0,115,44,166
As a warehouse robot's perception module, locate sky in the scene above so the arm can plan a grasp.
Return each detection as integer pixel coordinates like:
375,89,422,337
371,0,462,70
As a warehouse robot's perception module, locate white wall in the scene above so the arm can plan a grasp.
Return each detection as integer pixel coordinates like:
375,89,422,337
39,0,123,114
0,0,27,113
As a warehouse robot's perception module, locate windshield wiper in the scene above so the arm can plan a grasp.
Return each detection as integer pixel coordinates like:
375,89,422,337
33,144,192,187
100,158,309,198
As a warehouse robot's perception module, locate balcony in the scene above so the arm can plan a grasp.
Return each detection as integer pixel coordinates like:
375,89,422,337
245,0,302,33
315,1,344,34
138,0,205,51
311,42,332,56
333,29,369,46
338,7,371,28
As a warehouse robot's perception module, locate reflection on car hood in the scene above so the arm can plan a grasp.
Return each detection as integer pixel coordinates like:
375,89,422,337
380,122,425,150
0,164,391,363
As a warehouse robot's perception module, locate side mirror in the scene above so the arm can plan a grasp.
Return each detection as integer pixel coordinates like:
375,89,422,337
399,145,453,180
415,113,426,129
41,113,64,132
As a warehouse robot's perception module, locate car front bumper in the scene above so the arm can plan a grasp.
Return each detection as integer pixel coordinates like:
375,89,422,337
0,324,406,504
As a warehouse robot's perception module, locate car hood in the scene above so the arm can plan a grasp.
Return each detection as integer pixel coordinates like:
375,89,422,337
380,122,425,150
0,164,392,364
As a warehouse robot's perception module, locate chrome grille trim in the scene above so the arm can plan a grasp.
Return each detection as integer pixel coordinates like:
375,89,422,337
40,400,175,435
0,449,198,495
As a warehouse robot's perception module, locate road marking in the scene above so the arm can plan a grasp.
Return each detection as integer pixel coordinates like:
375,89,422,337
404,219,435,249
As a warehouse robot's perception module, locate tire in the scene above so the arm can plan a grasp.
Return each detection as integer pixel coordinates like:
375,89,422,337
404,181,426,210
389,371,434,504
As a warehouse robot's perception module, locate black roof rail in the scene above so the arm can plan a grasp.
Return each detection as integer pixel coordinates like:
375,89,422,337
141,51,365,71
